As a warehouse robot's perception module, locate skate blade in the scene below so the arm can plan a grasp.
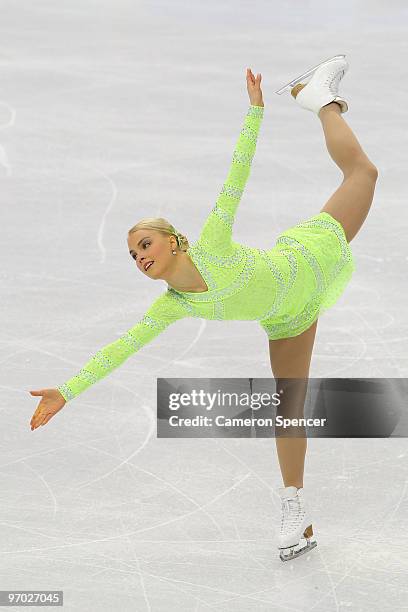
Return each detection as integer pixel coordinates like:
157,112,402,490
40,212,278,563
275,54,346,95
279,539,317,562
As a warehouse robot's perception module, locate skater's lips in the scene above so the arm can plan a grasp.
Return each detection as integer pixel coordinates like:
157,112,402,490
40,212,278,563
143,261,154,271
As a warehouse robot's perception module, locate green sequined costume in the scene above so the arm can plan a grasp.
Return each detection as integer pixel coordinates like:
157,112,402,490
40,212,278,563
57,105,355,402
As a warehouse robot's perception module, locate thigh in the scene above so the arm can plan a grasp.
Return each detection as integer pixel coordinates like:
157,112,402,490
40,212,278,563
319,167,378,243
268,318,318,379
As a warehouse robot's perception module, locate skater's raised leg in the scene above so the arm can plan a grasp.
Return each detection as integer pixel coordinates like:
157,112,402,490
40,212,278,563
316,102,378,242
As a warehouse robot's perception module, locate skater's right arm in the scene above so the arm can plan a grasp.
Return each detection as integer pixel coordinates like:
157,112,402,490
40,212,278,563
56,290,187,402
29,290,187,425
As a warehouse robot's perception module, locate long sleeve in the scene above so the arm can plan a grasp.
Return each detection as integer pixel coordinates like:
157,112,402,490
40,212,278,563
56,290,187,402
197,104,264,255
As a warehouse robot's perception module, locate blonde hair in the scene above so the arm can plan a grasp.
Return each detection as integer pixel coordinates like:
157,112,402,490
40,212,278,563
128,217,189,252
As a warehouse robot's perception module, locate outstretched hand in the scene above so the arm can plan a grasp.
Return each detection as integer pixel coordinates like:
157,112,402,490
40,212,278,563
246,68,264,107
29,388,66,430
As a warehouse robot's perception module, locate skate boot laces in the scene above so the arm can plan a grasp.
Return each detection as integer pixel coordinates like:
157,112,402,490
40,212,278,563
319,67,346,96
280,495,305,535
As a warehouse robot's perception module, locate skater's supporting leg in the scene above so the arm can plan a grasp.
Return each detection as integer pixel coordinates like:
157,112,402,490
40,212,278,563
275,378,310,489
317,102,378,242
268,318,318,489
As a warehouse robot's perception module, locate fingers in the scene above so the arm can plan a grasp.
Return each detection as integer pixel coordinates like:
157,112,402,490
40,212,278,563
246,68,262,84
31,417,46,430
31,410,47,430
29,391,48,429
30,410,39,428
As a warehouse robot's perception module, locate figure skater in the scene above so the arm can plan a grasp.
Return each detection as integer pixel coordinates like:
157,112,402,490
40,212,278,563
29,55,378,562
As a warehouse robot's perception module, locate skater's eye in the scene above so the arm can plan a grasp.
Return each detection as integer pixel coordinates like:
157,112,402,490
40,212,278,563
130,241,151,262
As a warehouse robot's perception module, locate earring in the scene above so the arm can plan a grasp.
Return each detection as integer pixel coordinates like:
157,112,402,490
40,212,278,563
172,250,177,255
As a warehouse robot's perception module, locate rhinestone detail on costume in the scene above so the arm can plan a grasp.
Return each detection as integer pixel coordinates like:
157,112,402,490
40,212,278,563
296,217,352,282
258,249,298,320
261,215,353,339
169,247,257,304
275,235,326,294
194,242,244,268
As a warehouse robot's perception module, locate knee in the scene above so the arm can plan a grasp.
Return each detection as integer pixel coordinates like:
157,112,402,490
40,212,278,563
366,163,379,180
354,160,379,180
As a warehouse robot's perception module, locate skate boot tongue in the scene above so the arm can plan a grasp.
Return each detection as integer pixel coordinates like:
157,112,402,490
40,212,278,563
278,485,299,500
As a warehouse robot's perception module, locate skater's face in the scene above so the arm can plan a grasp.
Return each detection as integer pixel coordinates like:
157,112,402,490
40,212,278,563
128,229,176,278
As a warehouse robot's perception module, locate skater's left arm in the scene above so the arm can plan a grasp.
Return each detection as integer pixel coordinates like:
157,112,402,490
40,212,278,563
246,68,264,107
197,70,264,255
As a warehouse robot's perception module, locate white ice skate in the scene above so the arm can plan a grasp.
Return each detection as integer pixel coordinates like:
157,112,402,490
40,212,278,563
275,54,349,114
277,485,317,562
